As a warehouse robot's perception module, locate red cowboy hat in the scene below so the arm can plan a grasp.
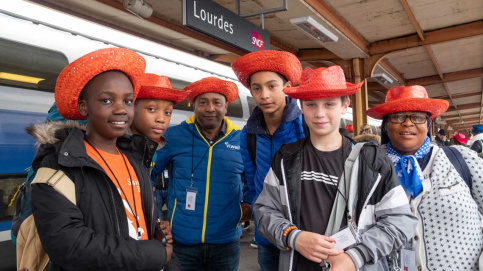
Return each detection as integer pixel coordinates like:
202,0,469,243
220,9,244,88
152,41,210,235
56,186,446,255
453,133,468,144
366,85,449,119
138,73,190,105
283,66,364,100
55,48,146,120
231,50,302,89
345,124,354,133
185,77,238,104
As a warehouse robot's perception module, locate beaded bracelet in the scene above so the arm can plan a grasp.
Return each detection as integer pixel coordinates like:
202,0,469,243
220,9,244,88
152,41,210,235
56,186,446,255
283,226,297,237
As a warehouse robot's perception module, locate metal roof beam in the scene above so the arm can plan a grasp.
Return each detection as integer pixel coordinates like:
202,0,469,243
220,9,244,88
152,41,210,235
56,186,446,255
406,68,483,86
370,21,483,55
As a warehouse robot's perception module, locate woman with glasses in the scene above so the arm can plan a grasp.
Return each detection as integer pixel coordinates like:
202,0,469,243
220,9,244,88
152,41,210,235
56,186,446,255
366,85,483,271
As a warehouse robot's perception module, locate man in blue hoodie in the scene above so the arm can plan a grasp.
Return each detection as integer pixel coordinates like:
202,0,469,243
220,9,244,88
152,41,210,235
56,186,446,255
153,77,244,271
231,50,305,270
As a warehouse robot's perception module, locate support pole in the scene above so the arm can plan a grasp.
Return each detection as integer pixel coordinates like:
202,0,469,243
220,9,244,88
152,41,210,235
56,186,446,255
351,58,368,135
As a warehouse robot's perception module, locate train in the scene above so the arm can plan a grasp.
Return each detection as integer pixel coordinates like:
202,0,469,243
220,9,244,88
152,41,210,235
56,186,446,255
0,1,381,269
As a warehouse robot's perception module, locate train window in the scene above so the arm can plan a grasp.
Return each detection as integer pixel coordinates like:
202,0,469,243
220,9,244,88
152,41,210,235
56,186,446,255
247,96,256,116
0,176,24,222
0,38,68,93
174,96,243,118
226,96,243,118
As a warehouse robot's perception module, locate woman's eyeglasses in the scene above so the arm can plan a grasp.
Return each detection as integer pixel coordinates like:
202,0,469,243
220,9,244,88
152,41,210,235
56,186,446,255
388,114,427,124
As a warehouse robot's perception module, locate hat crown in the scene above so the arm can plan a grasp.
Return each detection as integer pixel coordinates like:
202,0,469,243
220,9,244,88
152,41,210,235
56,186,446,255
142,73,172,88
301,66,347,90
385,85,428,102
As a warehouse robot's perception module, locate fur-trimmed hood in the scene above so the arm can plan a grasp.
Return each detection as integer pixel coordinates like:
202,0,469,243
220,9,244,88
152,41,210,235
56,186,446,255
25,121,86,146
353,134,381,145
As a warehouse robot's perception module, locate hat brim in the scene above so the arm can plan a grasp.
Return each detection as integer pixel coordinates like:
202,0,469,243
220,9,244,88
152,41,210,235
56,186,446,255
55,48,146,120
366,98,449,119
137,86,190,105
283,81,364,100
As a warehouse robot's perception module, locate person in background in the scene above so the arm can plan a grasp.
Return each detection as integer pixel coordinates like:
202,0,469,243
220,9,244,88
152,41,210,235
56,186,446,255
470,124,483,155
434,128,450,147
153,77,244,271
231,50,304,269
354,123,381,145
366,85,483,271
255,66,416,271
450,133,468,146
29,48,175,270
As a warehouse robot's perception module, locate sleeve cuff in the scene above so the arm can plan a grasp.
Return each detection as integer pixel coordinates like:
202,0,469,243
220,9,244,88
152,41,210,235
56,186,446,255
345,244,371,269
287,229,302,250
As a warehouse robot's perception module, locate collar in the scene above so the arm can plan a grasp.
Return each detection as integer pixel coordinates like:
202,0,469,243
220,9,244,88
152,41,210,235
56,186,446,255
247,96,301,134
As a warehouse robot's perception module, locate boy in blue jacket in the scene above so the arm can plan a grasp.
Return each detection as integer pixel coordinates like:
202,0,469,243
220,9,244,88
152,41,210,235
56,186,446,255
231,50,304,270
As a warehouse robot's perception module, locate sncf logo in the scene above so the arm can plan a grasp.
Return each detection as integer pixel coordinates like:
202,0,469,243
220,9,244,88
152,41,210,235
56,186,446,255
251,30,264,50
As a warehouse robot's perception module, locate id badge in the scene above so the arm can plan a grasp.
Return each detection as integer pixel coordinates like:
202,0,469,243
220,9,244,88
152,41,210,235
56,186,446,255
186,187,197,211
329,226,357,250
400,248,416,271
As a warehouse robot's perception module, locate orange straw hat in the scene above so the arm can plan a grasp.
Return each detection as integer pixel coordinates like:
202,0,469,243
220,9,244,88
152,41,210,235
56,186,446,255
185,77,238,104
55,48,146,120
283,66,364,100
138,73,190,105
366,85,449,120
231,50,302,89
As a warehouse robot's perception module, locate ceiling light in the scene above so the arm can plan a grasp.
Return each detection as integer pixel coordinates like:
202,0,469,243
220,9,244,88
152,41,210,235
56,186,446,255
290,16,338,43
0,72,44,84
123,0,153,19
373,73,394,85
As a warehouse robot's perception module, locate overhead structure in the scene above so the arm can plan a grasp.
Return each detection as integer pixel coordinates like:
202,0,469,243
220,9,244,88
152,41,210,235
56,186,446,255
22,0,483,134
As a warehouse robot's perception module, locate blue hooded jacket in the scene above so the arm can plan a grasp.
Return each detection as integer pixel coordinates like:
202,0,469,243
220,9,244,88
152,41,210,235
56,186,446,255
153,115,244,245
240,97,305,246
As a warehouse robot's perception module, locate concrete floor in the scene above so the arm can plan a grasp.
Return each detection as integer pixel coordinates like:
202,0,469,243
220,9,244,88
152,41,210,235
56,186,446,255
238,222,260,271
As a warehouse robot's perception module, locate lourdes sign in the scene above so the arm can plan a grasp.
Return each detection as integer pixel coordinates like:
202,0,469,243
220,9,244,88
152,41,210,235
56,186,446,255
183,0,270,52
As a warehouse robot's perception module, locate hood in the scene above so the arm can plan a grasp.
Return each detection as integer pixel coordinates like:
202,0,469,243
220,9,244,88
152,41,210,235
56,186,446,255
247,96,301,134
25,121,86,146
353,134,381,145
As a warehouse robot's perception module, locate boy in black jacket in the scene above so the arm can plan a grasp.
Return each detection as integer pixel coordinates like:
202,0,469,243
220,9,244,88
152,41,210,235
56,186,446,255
29,48,177,270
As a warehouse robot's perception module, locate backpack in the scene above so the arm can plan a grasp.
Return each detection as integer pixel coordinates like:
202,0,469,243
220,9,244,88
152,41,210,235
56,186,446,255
441,146,473,194
16,168,75,271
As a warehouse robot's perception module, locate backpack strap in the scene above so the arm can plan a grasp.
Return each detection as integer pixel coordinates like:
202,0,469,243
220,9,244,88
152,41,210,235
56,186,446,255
32,168,76,205
441,147,473,194
247,133,257,166
325,142,366,236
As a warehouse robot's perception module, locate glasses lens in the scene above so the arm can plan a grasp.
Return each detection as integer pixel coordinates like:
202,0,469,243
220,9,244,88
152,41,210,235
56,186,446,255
390,114,406,123
411,115,427,124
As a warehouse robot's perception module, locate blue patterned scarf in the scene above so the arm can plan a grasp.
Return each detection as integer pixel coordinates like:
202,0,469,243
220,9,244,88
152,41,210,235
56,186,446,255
386,137,432,198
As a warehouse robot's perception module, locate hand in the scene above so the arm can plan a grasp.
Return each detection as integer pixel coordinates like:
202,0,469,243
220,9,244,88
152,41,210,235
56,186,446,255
294,231,344,263
160,220,172,244
165,243,173,262
240,203,252,222
326,253,356,271
153,187,156,192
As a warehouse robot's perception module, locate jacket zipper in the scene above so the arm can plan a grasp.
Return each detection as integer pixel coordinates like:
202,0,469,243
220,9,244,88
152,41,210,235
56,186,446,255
280,159,295,271
103,174,121,236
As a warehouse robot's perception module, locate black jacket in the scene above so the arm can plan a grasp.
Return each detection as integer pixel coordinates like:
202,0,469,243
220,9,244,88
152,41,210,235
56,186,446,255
28,123,179,271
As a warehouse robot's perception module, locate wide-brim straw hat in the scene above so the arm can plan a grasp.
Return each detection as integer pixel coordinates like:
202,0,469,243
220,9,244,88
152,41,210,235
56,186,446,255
366,85,449,119
231,50,302,89
185,77,238,104
453,133,468,144
55,48,146,120
138,73,190,105
283,66,363,100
